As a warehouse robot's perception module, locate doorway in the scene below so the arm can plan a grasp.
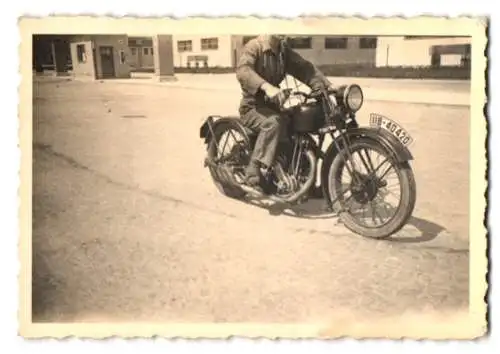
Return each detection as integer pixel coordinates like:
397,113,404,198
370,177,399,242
99,46,116,78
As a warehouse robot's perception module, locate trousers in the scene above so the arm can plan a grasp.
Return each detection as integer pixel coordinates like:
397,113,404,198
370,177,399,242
240,105,289,168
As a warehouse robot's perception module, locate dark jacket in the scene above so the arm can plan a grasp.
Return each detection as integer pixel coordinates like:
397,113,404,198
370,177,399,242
236,35,331,115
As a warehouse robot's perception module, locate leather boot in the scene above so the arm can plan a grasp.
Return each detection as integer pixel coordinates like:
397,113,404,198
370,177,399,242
245,160,262,187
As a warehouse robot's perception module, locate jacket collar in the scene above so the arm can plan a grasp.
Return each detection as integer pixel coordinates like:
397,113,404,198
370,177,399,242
257,35,278,54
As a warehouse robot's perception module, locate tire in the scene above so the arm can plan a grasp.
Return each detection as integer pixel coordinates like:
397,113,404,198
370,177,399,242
206,120,250,199
327,137,416,239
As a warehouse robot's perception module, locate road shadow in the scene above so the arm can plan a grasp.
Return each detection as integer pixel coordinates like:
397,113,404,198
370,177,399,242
242,196,446,244
243,194,336,219
388,216,446,243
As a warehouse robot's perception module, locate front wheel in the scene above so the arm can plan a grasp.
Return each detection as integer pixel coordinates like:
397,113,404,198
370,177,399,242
327,137,416,239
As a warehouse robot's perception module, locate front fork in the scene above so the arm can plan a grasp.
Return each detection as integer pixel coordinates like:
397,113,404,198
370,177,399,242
319,124,364,214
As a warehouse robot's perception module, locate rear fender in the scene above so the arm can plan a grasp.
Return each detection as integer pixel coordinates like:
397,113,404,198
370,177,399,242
199,115,249,145
320,126,414,198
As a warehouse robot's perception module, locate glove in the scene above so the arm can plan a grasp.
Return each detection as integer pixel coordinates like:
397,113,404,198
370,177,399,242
328,90,338,106
261,83,281,99
261,83,290,107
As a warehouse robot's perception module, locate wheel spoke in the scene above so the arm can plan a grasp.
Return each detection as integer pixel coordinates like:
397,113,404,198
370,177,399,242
372,201,386,225
342,146,365,184
370,158,390,178
381,187,401,199
331,184,352,205
342,193,357,212
357,148,375,174
351,152,366,176
378,164,394,181
361,203,368,223
364,149,376,171
342,155,359,182
331,142,406,230
375,195,396,216
369,202,377,225
219,132,230,157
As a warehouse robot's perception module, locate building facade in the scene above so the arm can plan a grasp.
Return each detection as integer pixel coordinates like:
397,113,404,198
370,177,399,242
34,34,176,81
167,34,472,70
69,35,132,79
169,35,378,68
34,34,133,79
128,37,155,71
173,35,235,68
375,36,471,67
36,34,471,78
126,35,379,70
33,35,72,72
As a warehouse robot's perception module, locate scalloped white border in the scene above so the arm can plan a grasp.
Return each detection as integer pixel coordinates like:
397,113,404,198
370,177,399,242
2,1,496,352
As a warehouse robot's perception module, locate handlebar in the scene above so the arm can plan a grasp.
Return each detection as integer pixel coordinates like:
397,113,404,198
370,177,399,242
284,87,338,101
277,86,340,114
280,87,335,104
278,89,312,114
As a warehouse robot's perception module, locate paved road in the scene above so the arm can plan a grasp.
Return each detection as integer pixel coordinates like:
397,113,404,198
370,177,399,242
36,72,471,106
127,72,471,106
32,80,470,323
131,72,471,92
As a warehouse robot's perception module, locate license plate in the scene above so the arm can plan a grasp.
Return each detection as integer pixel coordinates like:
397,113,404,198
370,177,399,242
369,113,414,147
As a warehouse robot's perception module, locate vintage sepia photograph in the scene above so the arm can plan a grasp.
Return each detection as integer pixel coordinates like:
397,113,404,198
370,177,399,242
19,17,487,339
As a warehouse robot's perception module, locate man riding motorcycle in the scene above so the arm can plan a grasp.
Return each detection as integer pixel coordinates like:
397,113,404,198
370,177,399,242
236,34,334,192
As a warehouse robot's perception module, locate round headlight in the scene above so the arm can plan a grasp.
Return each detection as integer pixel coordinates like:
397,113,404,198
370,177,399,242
344,84,364,112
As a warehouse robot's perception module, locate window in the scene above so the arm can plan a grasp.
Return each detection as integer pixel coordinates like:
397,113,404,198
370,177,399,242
177,40,192,52
287,37,312,49
76,44,86,63
243,36,257,45
99,47,113,56
119,50,126,64
143,47,153,55
201,37,219,50
324,37,348,49
359,37,377,49
131,47,137,55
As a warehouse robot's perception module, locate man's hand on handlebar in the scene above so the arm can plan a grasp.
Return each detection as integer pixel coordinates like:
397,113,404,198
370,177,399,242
261,83,280,99
261,83,338,110
310,85,339,106
261,83,292,107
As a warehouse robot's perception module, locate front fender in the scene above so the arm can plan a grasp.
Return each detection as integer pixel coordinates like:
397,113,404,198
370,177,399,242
355,127,414,162
324,126,413,164
320,126,414,198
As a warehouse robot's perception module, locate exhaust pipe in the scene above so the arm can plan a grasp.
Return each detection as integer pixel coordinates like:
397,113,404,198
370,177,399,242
239,149,317,205
239,184,300,204
204,149,317,205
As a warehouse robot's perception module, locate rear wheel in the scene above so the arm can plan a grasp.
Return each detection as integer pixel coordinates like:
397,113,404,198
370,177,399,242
206,120,251,199
327,137,416,239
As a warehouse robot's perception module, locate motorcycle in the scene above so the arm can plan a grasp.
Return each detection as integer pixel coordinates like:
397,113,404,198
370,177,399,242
199,84,416,239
